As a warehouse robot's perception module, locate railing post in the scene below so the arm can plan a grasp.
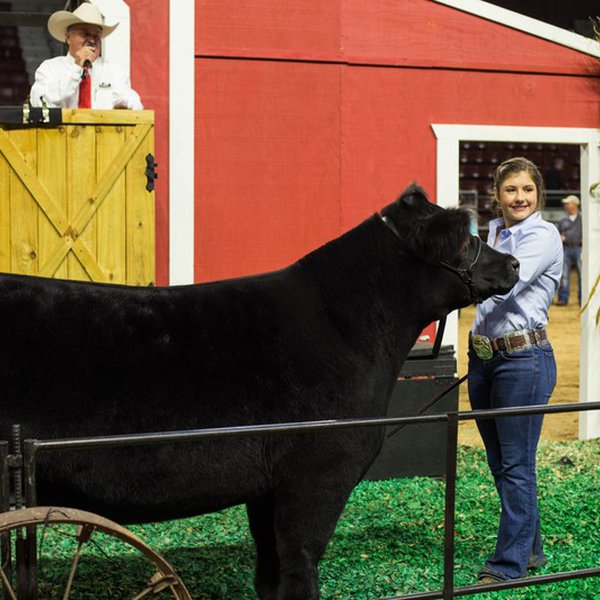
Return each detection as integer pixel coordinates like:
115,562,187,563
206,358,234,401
0,442,8,514
8,425,29,600
0,441,12,600
442,411,459,600
23,441,37,600
22,442,37,511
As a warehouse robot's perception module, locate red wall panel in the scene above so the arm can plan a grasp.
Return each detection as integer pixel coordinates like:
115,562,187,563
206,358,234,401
197,0,594,76
193,0,600,283
197,0,341,61
195,59,341,282
128,0,170,285
340,0,593,75
340,67,600,228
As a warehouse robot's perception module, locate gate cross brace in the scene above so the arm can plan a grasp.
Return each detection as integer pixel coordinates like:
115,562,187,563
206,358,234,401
0,123,151,282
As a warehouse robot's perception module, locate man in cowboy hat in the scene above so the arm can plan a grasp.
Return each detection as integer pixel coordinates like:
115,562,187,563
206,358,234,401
555,194,582,306
30,2,142,110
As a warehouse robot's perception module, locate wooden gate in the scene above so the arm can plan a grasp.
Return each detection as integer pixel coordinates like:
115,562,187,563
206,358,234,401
0,110,155,285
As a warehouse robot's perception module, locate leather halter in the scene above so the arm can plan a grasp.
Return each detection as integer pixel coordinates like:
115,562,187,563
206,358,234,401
380,214,484,305
439,234,484,304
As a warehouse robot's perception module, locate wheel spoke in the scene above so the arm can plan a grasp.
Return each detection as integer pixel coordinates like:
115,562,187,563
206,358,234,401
132,572,180,600
0,507,191,599
62,524,95,600
131,586,154,599
0,565,16,600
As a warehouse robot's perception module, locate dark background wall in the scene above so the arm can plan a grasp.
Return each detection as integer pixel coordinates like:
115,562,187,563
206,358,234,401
487,1,599,38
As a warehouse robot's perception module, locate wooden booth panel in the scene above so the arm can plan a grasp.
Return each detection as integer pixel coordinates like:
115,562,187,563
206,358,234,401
0,110,155,286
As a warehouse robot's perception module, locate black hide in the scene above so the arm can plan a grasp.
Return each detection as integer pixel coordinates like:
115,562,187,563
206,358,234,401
0,184,519,599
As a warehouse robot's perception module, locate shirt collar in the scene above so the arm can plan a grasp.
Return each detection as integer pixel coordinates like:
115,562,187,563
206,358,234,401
489,211,542,241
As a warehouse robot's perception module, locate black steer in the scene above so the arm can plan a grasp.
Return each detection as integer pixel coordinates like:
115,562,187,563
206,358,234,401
0,184,518,599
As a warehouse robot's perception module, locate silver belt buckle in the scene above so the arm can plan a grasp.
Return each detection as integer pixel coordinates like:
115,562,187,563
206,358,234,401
505,330,531,354
472,334,493,360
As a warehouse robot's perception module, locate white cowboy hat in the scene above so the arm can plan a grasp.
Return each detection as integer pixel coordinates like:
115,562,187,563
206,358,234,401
561,195,580,206
47,2,119,42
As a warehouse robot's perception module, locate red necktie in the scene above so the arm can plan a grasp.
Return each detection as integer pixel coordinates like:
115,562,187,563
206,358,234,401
79,66,91,108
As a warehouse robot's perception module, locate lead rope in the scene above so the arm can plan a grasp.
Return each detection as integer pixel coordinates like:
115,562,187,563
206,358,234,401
386,373,468,439
387,314,467,438
406,315,446,362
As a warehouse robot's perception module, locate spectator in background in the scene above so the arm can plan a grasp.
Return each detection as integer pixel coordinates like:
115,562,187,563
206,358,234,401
545,157,566,191
29,3,142,110
555,195,582,306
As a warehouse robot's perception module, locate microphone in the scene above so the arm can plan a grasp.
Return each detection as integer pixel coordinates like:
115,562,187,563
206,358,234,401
81,59,92,79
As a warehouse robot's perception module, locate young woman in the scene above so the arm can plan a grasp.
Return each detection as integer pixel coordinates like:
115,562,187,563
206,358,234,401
468,157,563,583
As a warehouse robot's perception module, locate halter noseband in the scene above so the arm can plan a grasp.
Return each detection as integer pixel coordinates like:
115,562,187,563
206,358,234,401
439,235,484,304
380,214,484,304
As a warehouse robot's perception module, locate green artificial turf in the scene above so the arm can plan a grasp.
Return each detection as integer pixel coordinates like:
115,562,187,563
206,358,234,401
16,439,600,598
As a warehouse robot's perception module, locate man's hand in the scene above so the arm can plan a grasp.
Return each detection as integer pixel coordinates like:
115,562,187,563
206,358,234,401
73,45,98,68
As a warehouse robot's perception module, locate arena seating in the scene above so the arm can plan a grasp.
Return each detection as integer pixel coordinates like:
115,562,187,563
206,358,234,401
0,1,62,106
0,20,29,104
459,141,581,234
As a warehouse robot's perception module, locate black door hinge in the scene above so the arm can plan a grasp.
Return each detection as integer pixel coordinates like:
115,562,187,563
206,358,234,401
145,153,158,192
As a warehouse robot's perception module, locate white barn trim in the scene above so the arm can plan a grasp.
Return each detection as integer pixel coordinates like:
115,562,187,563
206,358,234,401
168,0,195,285
433,0,600,58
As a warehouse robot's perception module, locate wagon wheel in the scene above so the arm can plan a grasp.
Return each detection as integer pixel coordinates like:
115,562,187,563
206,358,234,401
0,506,191,599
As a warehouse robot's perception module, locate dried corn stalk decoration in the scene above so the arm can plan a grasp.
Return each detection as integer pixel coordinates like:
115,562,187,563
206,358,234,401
579,273,600,325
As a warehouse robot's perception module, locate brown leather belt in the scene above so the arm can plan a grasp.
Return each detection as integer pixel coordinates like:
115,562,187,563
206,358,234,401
471,328,548,359
490,328,548,352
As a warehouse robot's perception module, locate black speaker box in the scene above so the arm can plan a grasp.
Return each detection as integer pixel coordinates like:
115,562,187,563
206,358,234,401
365,345,458,480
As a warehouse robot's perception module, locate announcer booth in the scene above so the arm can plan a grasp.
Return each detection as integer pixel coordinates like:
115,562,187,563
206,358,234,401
2,0,599,465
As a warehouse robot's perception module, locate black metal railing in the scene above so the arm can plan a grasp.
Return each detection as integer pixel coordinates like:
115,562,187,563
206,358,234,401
2,400,599,599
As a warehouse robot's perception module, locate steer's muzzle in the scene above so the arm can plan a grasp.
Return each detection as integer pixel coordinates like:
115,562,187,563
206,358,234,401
498,255,520,294
472,247,520,301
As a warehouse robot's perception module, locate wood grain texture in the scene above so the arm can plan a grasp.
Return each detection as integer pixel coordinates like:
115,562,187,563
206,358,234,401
0,114,155,285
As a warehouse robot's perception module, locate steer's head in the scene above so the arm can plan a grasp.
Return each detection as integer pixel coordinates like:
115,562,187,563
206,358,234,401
380,184,519,308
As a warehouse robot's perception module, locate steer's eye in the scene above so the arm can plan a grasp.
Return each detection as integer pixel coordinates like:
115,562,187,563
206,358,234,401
458,237,470,254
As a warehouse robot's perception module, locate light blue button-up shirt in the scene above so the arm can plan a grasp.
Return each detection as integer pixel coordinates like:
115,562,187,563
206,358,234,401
472,212,563,339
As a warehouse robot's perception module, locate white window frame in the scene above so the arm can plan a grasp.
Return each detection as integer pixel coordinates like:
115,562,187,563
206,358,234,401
432,123,600,440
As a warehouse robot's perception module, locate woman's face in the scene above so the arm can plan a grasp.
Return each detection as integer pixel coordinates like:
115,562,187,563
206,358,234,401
497,170,538,228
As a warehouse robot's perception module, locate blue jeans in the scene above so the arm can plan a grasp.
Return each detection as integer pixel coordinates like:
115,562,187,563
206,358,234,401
468,341,557,580
558,246,581,305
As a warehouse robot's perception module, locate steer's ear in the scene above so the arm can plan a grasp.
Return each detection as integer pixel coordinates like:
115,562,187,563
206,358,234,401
381,183,432,225
411,208,471,263
396,183,430,208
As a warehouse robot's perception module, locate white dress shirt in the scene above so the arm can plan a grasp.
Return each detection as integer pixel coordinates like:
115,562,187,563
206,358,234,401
30,54,143,110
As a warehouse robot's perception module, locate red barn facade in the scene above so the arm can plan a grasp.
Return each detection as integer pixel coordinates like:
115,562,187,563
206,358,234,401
107,0,600,438
192,0,600,282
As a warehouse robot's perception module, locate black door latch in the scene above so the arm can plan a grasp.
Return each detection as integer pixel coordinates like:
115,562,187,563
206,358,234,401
145,153,158,192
